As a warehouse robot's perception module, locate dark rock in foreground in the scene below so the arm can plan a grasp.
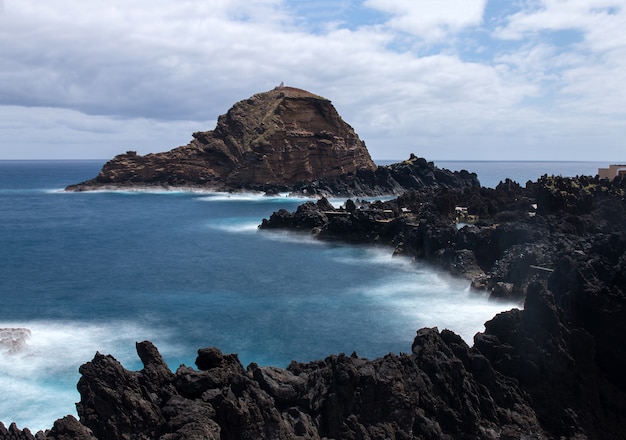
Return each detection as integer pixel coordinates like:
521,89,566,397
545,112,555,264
0,335,546,440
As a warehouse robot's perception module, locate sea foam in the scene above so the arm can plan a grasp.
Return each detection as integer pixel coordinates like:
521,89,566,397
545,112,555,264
0,320,176,433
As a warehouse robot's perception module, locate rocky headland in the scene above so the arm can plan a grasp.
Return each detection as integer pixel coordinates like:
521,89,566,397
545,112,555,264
4,174,625,439
65,87,478,196
260,174,626,301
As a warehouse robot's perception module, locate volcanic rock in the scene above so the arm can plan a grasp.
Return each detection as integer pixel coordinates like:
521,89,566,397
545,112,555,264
65,88,479,196
261,174,626,302
66,86,377,192
33,334,546,440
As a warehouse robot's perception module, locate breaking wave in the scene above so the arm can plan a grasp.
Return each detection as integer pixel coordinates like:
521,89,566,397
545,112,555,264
0,321,177,433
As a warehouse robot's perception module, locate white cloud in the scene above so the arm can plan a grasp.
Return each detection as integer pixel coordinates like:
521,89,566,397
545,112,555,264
494,0,624,42
492,1,626,119
0,106,205,159
0,0,624,161
364,0,487,40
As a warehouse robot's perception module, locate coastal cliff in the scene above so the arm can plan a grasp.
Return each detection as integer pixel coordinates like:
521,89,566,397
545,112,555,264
4,174,626,439
65,87,478,195
67,86,376,192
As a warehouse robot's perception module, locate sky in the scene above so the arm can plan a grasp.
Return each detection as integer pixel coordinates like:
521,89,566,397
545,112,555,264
0,0,624,161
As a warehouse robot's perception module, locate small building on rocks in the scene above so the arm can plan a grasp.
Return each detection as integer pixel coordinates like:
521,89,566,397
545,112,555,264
598,164,626,180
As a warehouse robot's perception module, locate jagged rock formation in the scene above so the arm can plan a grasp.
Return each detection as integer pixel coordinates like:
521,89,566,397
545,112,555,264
4,336,547,440
65,88,479,196
289,154,479,196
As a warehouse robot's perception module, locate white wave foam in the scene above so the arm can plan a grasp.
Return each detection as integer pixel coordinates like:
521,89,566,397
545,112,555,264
0,328,31,354
0,320,175,433
257,229,325,246
195,192,313,203
207,220,261,234
59,186,220,195
330,246,416,272
331,247,465,284
48,188,195,195
354,275,517,344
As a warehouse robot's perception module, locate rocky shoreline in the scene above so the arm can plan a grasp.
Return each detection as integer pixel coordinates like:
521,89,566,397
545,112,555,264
65,152,480,198
4,173,625,439
261,174,625,301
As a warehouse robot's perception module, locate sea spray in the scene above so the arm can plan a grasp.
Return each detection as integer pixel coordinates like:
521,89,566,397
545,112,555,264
0,321,178,432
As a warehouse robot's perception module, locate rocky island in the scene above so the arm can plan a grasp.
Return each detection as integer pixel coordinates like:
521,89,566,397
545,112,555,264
4,88,625,439
65,86,478,196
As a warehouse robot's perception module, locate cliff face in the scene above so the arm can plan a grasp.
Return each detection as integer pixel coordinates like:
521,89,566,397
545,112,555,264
67,87,377,191
210,87,375,186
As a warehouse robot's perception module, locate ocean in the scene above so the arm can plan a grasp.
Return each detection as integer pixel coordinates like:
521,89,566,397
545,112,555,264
0,159,606,431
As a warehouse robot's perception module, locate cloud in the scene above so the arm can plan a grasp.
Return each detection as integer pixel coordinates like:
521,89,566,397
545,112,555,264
364,0,488,40
0,105,205,159
0,1,297,118
494,0,624,42
492,1,626,118
0,0,624,161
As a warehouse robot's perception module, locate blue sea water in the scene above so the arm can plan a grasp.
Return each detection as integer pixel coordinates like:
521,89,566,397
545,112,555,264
0,160,605,431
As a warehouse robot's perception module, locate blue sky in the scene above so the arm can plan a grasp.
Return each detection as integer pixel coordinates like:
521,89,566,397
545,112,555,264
0,0,624,160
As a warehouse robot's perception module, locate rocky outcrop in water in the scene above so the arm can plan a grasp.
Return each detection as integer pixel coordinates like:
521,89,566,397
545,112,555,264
66,86,376,192
65,88,478,196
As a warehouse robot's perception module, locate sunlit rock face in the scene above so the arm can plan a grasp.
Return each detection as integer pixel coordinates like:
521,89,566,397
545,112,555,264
208,86,376,186
67,86,376,190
